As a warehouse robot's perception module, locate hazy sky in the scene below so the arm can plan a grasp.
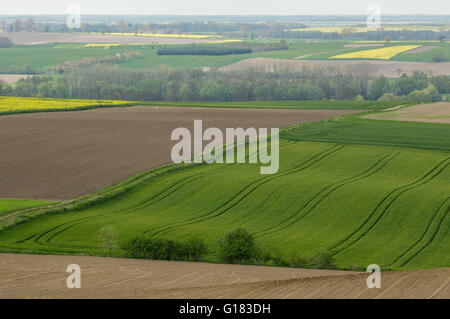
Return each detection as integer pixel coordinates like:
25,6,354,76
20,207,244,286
0,0,449,15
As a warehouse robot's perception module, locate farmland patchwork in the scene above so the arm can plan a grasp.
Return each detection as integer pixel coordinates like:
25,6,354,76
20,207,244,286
330,45,422,60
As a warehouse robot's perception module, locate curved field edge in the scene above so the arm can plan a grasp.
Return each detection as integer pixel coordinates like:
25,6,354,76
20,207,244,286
0,199,56,217
0,140,448,271
0,162,200,231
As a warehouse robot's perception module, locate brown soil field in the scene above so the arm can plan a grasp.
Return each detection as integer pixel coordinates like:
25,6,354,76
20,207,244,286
0,253,448,299
404,46,438,54
0,32,219,45
363,102,450,124
0,74,33,83
0,106,361,200
221,57,450,78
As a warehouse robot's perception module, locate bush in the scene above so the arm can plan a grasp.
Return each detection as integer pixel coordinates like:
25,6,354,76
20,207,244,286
121,236,208,262
290,254,308,268
407,83,440,102
309,252,338,269
0,37,13,48
218,227,256,264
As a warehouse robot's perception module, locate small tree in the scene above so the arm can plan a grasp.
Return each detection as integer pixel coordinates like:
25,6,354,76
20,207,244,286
118,20,127,34
24,18,35,32
99,225,119,257
279,39,288,50
13,19,22,32
219,227,256,264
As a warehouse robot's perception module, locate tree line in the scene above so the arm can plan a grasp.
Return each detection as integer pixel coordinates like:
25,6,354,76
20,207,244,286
1,18,447,41
1,65,448,102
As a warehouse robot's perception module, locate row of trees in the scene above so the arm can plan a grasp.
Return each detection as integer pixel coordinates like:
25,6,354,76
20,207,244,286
1,18,447,41
1,65,448,102
1,18,35,32
121,236,208,261
119,226,338,269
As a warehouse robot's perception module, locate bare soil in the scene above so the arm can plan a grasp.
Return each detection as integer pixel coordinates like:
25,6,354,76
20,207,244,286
404,46,438,54
363,102,450,124
0,32,220,45
221,57,450,78
0,106,361,200
0,253,447,299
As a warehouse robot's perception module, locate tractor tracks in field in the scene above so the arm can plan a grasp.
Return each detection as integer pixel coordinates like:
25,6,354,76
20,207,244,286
390,197,449,267
149,144,345,237
17,169,217,246
255,149,400,238
15,142,294,247
329,157,449,257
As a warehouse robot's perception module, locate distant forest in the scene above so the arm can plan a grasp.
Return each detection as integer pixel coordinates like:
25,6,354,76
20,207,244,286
0,17,448,41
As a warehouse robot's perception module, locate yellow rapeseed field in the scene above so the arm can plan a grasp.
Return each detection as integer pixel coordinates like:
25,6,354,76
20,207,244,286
83,39,243,49
91,32,214,39
0,97,131,115
84,43,122,49
330,45,422,60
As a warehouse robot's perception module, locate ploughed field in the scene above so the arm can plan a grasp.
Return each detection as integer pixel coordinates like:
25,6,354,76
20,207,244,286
0,102,448,277
1,139,448,270
0,254,448,299
363,102,450,124
0,105,360,200
221,57,450,78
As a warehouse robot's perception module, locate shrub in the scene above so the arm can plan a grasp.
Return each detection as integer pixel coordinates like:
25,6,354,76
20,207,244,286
290,254,308,268
0,37,13,48
218,227,256,264
187,238,209,261
309,252,338,269
407,83,440,102
120,235,208,262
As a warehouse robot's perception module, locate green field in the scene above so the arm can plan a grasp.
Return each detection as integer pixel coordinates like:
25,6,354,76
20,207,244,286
392,45,450,62
0,41,348,71
0,199,55,217
0,107,448,270
119,41,350,69
282,112,450,150
0,97,405,116
2,40,448,73
141,100,404,111
302,42,450,61
0,44,140,71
